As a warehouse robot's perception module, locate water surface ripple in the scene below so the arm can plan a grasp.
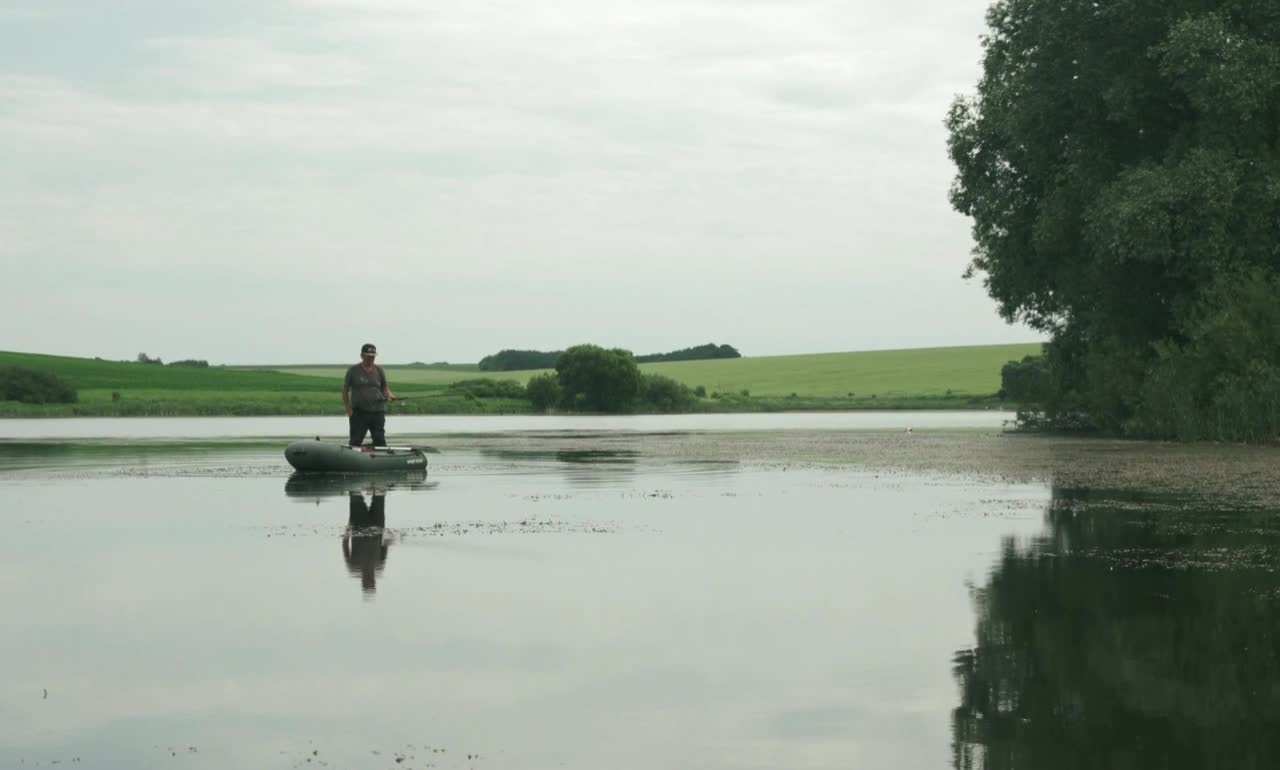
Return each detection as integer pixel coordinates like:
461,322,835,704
1,430,1277,770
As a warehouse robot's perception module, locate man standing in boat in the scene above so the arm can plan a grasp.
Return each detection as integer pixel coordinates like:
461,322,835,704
343,343,396,447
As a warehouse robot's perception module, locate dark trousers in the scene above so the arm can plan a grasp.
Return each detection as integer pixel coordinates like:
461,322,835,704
348,493,386,529
345,494,387,593
349,409,387,447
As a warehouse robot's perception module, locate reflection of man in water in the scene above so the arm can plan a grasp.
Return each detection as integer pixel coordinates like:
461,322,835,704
343,492,389,595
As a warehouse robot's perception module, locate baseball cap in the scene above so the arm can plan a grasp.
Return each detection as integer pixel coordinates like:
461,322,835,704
361,343,377,355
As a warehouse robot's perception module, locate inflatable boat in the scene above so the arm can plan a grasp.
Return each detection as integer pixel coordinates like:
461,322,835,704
284,438,429,473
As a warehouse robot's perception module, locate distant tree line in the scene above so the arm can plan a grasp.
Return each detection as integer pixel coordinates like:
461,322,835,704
479,350,560,371
635,343,740,364
136,353,209,368
479,343,740,372
950,0,1280,441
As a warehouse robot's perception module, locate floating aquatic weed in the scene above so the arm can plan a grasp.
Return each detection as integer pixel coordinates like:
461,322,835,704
1083,544,1279,572
259,517,626,540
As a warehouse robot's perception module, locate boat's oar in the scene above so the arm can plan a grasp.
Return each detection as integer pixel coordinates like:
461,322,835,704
353,444,442,454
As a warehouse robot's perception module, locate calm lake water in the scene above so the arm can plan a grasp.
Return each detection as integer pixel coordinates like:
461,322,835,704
1,417,1277,769
0,411,1013,440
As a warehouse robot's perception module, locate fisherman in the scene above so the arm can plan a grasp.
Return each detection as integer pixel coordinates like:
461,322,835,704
342,343,396,447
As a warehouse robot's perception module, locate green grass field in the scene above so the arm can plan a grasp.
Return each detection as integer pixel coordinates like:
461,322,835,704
0,352,338,391
0,343,1043,416
281,367,494,387
641,344,1043,397
0,351,521,417
280,342,1043,397
270,362,480,374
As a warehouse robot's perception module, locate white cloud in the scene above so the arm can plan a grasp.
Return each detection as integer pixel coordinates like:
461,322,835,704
0,0,1036,362
143,35,369,91
0,3,45,19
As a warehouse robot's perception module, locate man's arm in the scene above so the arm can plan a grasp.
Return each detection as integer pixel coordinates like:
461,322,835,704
342,382,353,416
380,366,395,401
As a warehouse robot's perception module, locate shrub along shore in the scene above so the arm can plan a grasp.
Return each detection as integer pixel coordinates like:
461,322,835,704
0,345,1034,417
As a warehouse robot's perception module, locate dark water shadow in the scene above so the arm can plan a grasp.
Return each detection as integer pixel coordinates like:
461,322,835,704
473,447,641,486
951,484,1280,769
0,440,278,474
283,470,437,501
475,447,740,487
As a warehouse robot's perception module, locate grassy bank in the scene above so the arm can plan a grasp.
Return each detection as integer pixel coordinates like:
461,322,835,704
642,344,1041,398
0,352,529,417
282,343,1040,399
1,343,1039,416
0,391,532,417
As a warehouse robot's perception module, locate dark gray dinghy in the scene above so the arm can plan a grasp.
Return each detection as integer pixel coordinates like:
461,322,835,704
284,438,429,472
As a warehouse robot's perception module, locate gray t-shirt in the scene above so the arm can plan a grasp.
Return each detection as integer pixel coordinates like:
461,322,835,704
344,364,388,412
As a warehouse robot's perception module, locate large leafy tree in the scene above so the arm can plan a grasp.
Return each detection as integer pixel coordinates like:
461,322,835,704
948,0,1280,435
554,344,643,413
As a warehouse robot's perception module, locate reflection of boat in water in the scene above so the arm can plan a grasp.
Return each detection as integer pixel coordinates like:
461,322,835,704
279,471,439,598
284,469,435,501
284,438,429,472
283,473,437,596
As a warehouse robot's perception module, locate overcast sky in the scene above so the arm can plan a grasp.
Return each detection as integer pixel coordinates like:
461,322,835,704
0,0,1040,365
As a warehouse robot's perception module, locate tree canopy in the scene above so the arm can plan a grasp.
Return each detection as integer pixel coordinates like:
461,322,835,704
555,344,644,413
479,343,741,371
951,0,1280,440
522,346,698,413
634,343,741,363
525,372,562,412
0,366,78,404
478,349,560,372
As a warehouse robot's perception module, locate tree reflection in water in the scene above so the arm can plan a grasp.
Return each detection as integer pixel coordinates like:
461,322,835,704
952,486,1280,769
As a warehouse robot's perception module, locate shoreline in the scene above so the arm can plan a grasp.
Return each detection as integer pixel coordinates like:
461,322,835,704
0,396,1007,419
3,427,1278,506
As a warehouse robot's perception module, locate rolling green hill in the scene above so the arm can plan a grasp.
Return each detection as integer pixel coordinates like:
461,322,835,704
0,351,509,416
282,367,490,387
0,352,335,391
283,342,1043,397
1,342,1044,416
642,343,1044,397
